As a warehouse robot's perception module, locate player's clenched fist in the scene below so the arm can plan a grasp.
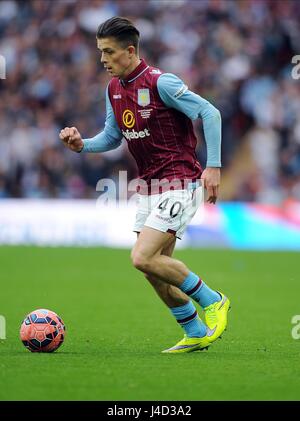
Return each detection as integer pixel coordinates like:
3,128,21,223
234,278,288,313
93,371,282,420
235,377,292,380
59,127,84,152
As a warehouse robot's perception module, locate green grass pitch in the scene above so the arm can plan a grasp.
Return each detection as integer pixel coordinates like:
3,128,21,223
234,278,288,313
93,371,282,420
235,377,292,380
0,246,299,401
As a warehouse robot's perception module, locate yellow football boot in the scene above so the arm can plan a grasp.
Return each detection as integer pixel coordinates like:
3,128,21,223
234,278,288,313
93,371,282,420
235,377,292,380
162,334,210,354
204,292,231,343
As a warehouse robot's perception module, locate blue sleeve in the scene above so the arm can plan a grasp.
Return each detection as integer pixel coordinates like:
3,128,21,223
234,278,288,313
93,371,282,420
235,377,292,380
82,87,123,153
157,73,222,167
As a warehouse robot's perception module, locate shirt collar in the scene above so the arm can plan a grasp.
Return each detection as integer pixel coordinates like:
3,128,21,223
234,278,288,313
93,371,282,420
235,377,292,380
120,58,149,85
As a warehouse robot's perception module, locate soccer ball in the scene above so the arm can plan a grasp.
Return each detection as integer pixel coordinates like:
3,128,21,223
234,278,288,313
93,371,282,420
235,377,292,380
20,309,65,353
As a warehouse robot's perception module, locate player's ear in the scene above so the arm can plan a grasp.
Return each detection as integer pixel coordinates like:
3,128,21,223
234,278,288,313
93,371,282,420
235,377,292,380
127,45,136,57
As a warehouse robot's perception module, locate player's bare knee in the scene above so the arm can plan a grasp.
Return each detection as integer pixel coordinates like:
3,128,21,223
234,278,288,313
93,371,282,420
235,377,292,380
131,251,150,273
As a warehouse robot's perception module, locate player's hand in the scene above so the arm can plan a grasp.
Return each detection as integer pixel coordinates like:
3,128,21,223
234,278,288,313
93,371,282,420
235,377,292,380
59,127,84,152
201,167,220,204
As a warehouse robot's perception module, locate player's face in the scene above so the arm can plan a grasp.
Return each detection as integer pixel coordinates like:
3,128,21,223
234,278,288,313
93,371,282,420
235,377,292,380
97,37,135,79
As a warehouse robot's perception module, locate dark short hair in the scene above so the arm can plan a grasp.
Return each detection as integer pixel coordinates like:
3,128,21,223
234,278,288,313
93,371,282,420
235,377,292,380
96,17,140,51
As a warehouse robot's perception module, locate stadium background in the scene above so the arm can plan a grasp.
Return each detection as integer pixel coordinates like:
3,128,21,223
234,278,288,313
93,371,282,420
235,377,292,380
0,0,300,402
0,0,300,249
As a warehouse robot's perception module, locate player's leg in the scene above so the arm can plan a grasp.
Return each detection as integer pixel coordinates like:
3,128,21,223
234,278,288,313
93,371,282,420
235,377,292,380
143,235,208,339
132,226,229,344
132,188,230,345
138,234,210,353
142,235,185,307
132,226,219,301
132,195,206,344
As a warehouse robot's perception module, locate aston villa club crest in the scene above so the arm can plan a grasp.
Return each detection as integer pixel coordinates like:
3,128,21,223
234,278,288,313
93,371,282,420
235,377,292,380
137,89,150,107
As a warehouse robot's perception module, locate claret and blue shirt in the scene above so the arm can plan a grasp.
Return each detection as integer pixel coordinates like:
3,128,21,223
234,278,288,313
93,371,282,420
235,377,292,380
82,59,221,191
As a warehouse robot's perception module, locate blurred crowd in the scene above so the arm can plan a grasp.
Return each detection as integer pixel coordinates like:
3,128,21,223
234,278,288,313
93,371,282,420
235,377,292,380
0,0,299,203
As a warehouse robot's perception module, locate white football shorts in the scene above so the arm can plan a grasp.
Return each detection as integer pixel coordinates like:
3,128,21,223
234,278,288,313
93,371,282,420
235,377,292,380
133,184,203,239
